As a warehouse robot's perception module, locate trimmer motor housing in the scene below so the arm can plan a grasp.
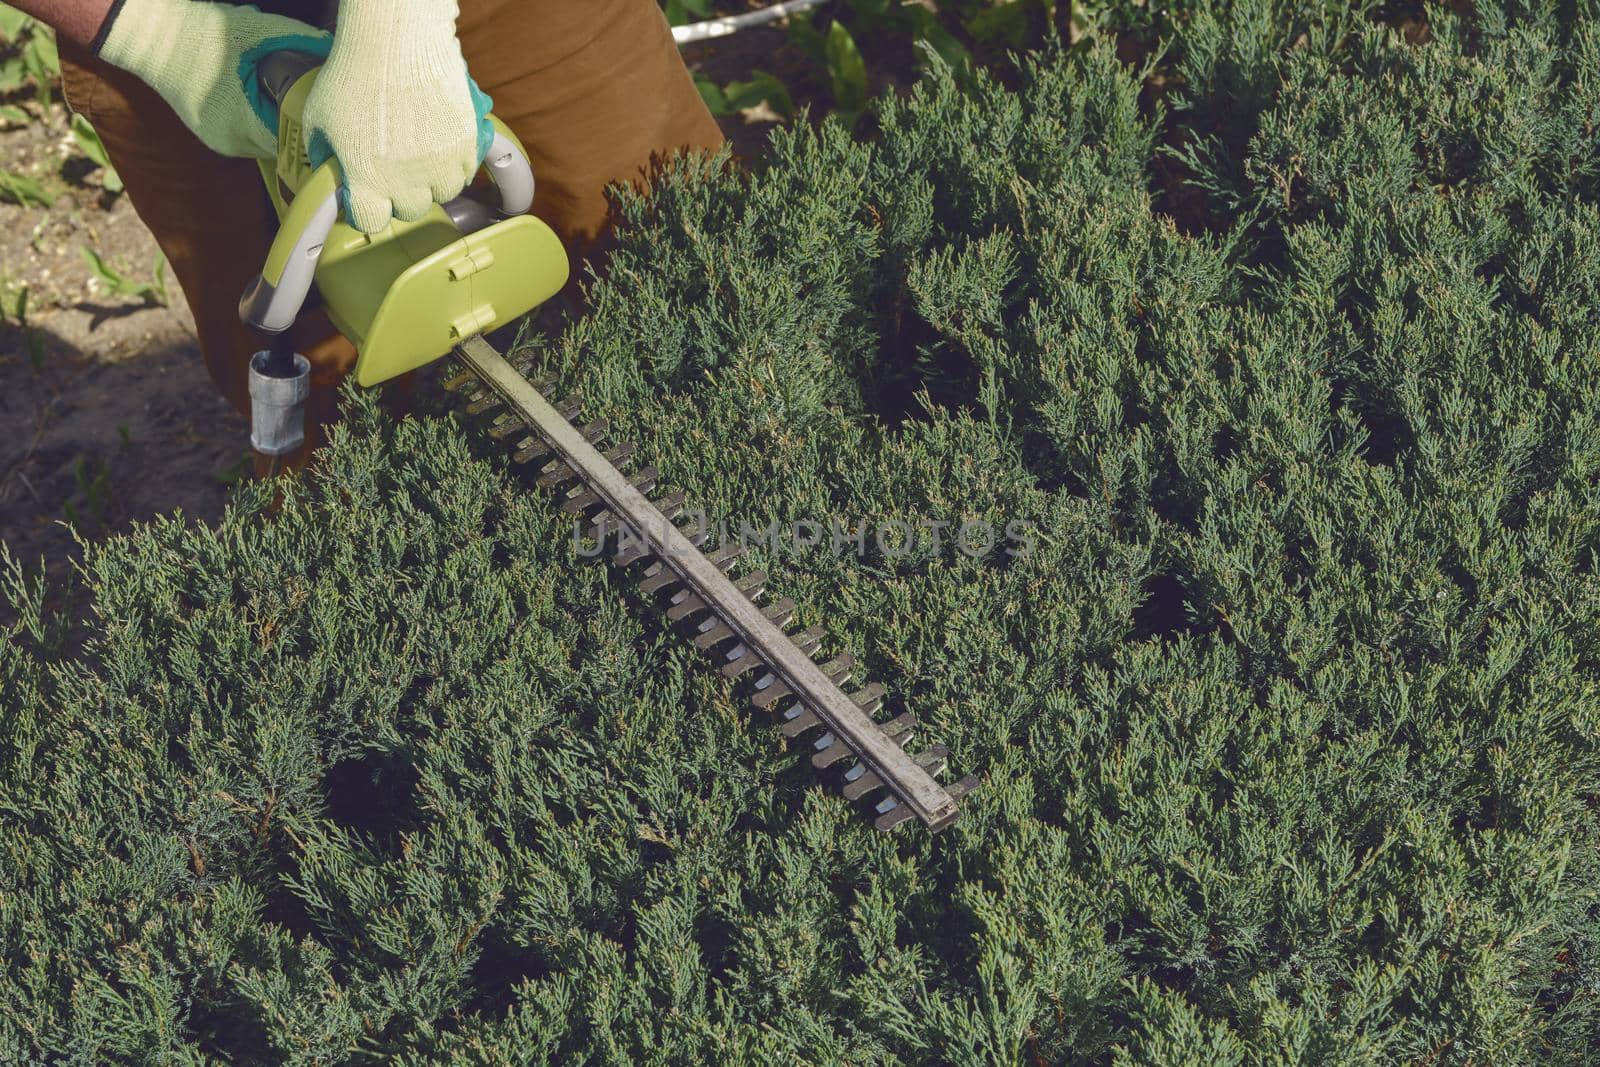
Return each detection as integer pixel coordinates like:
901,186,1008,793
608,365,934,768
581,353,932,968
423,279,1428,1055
238,49,570,452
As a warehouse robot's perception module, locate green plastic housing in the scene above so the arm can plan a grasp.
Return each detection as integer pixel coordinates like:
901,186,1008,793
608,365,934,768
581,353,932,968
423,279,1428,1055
254,68,569,386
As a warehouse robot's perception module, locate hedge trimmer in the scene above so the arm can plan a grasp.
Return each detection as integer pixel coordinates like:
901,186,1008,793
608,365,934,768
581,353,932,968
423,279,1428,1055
238,50,977,833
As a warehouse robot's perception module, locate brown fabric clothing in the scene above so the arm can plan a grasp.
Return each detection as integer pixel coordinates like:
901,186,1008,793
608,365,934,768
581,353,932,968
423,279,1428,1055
58,0,723,472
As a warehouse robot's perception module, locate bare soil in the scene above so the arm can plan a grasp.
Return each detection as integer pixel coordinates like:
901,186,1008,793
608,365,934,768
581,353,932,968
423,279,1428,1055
1,99,247,618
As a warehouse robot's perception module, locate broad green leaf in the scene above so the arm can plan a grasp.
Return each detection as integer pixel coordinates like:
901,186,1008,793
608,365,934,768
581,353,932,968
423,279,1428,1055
787,13,829,66
0,5,31,43
0,56,27,94
692,74,730,116
664,0,713,26
846,0,894,18
966,1,1032,45
909,9,973,71
722,71,795,120
824,20,869,114
24,28,57,79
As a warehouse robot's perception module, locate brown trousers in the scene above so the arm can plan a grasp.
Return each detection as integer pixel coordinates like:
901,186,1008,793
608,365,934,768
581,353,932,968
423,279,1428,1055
58,0,723,470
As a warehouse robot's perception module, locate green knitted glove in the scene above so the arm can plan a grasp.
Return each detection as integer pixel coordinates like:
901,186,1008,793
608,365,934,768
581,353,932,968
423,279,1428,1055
299,0,492,234
96,0,331,159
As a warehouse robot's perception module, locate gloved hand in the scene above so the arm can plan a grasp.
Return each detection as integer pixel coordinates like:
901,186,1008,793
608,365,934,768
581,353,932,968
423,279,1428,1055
95,0,331,159
298,0,493,234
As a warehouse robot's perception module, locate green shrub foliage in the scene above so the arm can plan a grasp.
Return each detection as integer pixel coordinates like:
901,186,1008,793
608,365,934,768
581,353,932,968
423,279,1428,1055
6,1,1600,1060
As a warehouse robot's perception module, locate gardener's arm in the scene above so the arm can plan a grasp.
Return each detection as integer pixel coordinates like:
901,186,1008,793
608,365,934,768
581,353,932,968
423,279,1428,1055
4,0,113,48
16,0,329,158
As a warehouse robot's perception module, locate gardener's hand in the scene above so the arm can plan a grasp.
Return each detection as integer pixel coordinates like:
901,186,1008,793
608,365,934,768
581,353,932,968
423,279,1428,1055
95,0,330,159
299,0,491,234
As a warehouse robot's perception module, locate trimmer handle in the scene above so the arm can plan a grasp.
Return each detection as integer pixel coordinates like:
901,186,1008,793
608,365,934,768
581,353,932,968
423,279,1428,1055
240,51,536,334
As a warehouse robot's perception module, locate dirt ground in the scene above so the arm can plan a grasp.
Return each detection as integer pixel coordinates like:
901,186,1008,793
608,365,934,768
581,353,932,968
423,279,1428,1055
0,100,247,604
0,29,801,618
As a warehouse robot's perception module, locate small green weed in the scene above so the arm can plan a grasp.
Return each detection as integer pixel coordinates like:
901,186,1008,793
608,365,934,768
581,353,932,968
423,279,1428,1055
69,114,123,194
79,246,169,306
0,166,52,206
61,453,111,533
0,4,58,112
1,276,46,370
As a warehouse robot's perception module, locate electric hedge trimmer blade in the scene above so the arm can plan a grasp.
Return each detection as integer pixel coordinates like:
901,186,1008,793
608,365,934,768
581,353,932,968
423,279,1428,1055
440,336,979,832
234,50,973,827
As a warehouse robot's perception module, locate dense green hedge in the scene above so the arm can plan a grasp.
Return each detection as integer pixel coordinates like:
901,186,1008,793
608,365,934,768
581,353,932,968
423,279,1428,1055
6,1,1600,1060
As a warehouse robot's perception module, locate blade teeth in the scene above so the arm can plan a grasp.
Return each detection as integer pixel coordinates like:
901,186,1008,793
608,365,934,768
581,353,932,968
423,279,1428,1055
840,766,882,801
947,774,980,801
723,624,821,679
561,464,656,520
881,710,916,743
822,710,915,776
637,566,681,596
692,619,736,651
587,513,623,541
792,625,825,655
513,419,607,466
750,653,851,710
512,441,548,465
709,542,743,570
842,743,946,821
873,802,916,832
465,393,504,415
488,415,527,440
762,597,795,628
775,680,881,741
666,591,708,622
617,540,654,569
629,466,660,496
442,367,476,392
806,713,908,771
722,646,766,679
911,742,950,779
777,703,820,738
606,441,638,466
736,569,768,599
811,734,852,769
536,463,580,490
851,682,887,716
652,490,686,521
560,488,603,515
